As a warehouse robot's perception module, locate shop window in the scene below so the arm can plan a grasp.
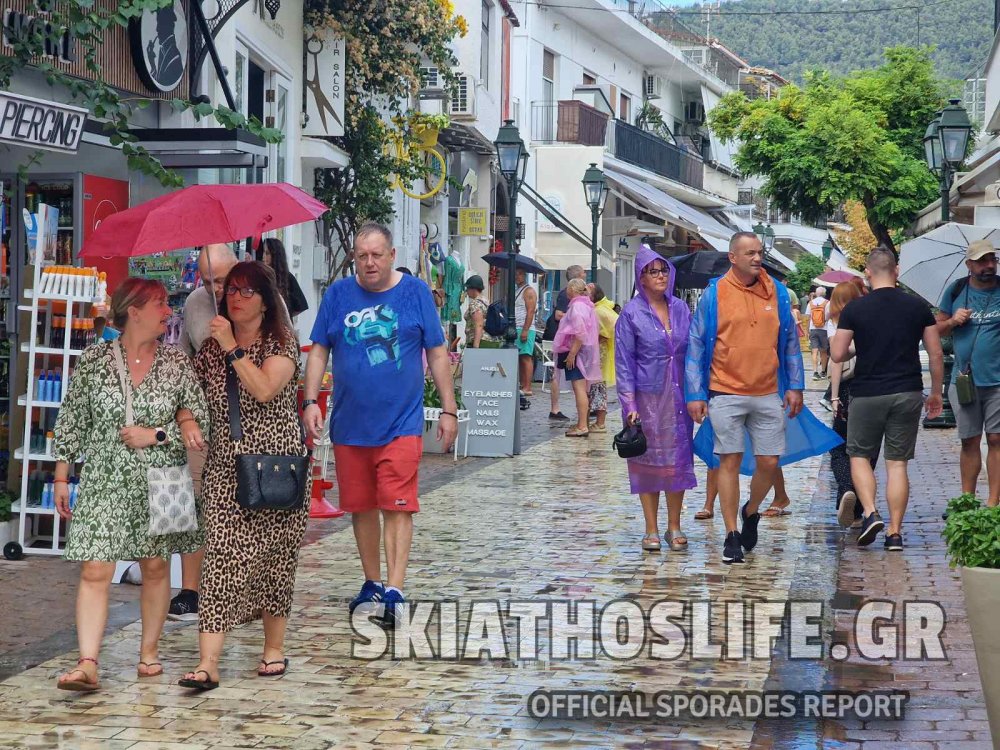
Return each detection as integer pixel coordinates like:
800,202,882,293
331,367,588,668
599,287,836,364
248,60,265,123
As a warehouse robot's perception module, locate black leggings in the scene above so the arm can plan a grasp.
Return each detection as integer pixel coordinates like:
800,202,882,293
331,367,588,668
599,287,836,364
830,382,879,512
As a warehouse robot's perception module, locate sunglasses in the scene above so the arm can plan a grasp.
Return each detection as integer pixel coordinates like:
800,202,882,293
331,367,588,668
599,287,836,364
226,285,259,298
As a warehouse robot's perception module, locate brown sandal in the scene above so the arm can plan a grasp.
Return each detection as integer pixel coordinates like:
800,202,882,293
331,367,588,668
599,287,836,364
57,657,100,692
565,427,589,437
694,509,714,520
137,661,163,677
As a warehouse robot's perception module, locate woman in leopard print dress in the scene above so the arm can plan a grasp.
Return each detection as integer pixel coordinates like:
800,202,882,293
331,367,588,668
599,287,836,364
180,261,309,691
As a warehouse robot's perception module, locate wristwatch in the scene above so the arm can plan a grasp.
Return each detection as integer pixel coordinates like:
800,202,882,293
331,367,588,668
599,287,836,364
226,346,246,364
301,399,318,410
155,428,168,445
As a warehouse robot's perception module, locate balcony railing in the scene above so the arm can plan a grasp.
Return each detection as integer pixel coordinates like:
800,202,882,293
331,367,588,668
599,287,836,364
606,119,704,191
530,100,610,146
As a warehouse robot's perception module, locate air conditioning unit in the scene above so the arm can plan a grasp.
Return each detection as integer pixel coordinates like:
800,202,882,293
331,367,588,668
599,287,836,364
420,66,442,90
451,73,477,120
685,101,706,125
643,74,664,100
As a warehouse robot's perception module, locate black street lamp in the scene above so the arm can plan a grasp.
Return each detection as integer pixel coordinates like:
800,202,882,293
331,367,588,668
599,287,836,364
494,120,528,348
922,100,971,429
924,99,973,223
582,162,609,283
753,221,775,258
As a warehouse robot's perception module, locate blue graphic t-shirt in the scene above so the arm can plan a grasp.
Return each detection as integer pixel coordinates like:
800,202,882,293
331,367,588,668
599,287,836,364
311,274,445,446
940,279,1000,387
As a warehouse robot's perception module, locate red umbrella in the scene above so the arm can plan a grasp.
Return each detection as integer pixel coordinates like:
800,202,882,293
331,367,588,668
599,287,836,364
80,183,328,258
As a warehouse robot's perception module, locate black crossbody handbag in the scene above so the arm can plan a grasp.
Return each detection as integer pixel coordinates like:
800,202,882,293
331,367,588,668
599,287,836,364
227,365,310,511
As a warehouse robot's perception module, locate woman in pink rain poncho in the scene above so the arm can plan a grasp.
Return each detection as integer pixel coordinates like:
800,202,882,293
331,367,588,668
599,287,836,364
553,278,601,437
614,246,696,552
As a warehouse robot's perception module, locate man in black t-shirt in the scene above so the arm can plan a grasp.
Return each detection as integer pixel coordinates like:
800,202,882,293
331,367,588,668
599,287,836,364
831,247,944,552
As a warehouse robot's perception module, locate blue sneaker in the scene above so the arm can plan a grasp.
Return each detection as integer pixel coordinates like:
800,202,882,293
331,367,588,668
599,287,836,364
348,580,384,614
380,588,406,628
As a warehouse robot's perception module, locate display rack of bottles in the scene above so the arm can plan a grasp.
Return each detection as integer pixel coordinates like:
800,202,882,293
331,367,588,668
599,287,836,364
14,203,99,556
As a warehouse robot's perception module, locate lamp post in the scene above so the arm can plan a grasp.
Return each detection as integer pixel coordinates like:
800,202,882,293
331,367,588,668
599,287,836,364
753,221,775,259
582,163,609,283
921,100,971,429
494,120,529,348
924,99,973,223
822,238,833,263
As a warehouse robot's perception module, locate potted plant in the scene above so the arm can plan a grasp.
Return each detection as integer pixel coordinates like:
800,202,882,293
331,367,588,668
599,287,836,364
408,112,451,148
0,491,17,549
422,377,465,454
942,496,1000,746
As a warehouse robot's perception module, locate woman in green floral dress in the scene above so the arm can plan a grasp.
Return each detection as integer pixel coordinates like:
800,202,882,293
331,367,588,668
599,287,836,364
52,278,209,691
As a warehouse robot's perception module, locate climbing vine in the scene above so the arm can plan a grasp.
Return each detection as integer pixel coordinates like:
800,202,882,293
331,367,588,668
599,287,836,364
0,0,283,187
306,0,467,280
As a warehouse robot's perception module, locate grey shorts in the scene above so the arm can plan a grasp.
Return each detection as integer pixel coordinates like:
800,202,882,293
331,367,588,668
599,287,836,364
847,392,923,462
949,384,1000,440
808,329,829,352
709,393,786,456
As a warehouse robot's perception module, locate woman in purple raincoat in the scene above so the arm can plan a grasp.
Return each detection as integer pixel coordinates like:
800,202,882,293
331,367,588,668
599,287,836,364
615,247,696,552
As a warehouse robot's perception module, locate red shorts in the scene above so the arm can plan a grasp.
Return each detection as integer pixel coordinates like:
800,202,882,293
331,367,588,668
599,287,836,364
333,435,422,513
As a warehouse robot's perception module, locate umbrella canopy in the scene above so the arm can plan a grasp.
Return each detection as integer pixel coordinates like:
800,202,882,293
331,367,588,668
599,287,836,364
814,270,861,288
480,252,546,275
898,223,1000,305
668,251,787,290
80,183,328,258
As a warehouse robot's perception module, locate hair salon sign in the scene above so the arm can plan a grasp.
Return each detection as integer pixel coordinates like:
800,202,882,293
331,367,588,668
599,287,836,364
302,29,344,138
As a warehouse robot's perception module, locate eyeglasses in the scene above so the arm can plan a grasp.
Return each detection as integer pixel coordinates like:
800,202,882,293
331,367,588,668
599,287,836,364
226,285,258,298
643,267,669,277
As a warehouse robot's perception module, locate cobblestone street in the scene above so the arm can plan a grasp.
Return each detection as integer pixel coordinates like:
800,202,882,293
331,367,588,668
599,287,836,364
0,390,990,749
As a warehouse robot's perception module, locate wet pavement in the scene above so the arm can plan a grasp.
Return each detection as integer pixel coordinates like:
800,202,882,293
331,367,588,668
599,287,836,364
0,387,991,749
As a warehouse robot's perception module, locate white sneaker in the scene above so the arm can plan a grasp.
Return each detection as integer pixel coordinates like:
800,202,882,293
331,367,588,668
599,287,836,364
837,491,857,528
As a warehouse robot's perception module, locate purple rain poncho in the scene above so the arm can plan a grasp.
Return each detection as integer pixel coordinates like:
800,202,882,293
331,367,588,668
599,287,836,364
553,294,601,382
614,247,696,495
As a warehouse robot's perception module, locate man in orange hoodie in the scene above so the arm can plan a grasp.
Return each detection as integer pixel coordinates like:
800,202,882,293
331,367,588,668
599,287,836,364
686,232,805,564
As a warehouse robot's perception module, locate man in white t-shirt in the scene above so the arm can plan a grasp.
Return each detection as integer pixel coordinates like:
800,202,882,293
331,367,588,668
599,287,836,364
807,286,830,380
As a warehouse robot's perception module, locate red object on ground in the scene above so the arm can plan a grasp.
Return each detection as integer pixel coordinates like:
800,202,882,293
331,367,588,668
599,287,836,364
296,385,342,519
79,183,328,258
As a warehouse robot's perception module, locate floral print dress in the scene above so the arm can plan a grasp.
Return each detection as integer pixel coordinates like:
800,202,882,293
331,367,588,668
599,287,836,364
53,342,210,561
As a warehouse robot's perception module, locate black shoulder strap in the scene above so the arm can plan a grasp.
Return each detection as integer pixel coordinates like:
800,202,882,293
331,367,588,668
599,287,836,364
950,277,970,308
226,364,243,441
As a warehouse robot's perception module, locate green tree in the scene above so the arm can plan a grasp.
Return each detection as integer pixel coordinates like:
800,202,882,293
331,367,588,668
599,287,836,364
709,47,945,252
784,253,826,297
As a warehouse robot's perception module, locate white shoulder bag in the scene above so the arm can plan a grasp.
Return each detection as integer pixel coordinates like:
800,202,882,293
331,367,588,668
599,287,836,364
112,341,198,536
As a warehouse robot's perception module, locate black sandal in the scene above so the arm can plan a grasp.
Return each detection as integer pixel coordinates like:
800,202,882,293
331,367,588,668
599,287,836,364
178,669,219,691
258,658,289,677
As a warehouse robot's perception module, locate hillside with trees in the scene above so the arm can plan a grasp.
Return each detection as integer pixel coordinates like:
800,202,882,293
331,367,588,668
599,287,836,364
674,0,993,83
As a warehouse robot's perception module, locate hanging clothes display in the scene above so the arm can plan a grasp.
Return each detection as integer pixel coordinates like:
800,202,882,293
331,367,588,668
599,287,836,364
441,255,465,324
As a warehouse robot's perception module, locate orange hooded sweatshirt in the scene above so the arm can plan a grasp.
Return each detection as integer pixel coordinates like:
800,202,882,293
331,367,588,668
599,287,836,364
709,269,781,396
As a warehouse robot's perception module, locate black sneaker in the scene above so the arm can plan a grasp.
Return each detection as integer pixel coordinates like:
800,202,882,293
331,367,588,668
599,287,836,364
740,503,760,552
548,411,569,420
167,589,199,622
884,533,903,551
723,531,745,564
857,512,884,547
